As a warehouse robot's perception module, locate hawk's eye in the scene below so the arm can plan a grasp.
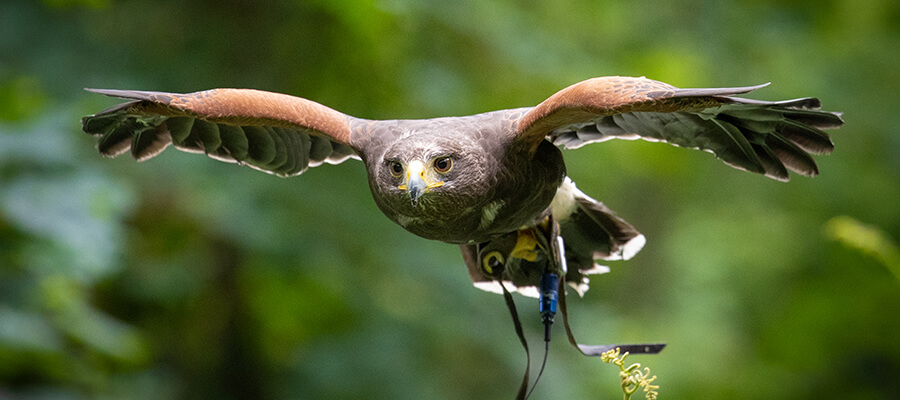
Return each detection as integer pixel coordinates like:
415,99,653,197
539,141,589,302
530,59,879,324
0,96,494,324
433,156,452,174
389,161,404,177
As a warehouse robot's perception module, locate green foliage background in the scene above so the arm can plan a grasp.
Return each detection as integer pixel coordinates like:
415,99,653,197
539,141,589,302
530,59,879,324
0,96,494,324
1,0,898,398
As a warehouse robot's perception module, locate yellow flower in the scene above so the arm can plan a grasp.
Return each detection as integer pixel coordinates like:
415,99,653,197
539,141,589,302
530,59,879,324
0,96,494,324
601,347,660,400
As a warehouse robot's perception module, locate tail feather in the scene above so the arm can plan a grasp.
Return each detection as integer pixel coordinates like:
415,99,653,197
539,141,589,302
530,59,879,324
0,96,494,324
462,178,644,297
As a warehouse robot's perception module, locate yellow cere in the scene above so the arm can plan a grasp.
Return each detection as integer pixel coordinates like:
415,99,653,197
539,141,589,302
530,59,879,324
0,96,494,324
398,159,445,190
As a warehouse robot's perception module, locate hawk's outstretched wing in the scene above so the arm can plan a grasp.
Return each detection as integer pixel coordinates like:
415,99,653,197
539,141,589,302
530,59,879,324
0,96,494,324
515,76,843,181
82,89,359,177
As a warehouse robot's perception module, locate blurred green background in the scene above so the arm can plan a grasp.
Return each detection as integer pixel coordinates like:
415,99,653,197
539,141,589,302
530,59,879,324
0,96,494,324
1,0,898,399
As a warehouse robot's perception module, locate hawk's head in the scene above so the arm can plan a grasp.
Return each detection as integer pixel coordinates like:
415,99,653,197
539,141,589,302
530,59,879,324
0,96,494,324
376,131,491,205
359,112,564,244
365,126,502,242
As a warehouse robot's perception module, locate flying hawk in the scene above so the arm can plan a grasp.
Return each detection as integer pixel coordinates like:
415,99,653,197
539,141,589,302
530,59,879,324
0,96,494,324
82,76,843,296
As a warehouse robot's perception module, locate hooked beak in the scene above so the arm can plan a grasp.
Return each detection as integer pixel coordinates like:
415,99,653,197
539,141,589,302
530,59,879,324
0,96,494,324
407,165,427,207
399,160,442,207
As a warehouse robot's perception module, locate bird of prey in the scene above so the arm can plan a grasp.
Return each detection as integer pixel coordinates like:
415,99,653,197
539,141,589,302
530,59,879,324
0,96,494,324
82,76,843,296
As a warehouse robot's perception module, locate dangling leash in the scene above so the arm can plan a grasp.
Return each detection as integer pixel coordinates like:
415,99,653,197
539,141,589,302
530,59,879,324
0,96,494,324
483,251,531,400
558,275,666,356
551,235,666,357
499,280,531,400
492,271,553,400
490,224,665,399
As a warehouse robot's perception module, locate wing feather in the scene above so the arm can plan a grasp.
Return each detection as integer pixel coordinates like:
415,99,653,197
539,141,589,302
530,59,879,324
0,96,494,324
165,116,195,144
519,76,842,181
308,135,333,167
764,133,819,176
707,118,765,174
82,88,360,177
131,124,171,161
96,118,137,157
242,125,277,166
215,124,250,162
778,119,835,155
750,142,790,181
